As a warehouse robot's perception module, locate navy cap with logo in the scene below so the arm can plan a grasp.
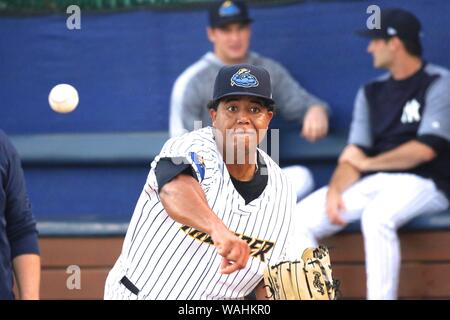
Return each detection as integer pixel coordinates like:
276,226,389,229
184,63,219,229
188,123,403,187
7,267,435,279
356,8,422,42
213,64,275,105
209,0,253,28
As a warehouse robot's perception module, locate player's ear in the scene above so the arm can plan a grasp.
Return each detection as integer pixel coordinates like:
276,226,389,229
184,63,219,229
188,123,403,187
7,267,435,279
209,108,217,126
207,27,216,44
388,37,401,51
246,24,252,39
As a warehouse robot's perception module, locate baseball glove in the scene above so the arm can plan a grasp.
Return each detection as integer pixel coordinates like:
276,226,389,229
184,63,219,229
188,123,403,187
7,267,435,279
263,245,340,300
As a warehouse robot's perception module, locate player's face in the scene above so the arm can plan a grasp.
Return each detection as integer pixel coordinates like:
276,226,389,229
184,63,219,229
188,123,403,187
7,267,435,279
210,96,273,159
367,38,394,69
207,23,251,64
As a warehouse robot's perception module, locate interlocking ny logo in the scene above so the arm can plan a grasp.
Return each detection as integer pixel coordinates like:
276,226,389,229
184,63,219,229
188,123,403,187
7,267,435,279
401,99,421,123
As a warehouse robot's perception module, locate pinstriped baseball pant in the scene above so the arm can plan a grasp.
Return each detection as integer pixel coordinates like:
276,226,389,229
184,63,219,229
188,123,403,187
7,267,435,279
291,173,449,300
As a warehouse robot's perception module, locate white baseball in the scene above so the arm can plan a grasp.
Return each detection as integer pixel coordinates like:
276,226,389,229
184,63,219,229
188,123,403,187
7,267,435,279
48,84,79,113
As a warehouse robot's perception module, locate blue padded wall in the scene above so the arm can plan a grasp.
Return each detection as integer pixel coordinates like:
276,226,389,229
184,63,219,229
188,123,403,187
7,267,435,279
1,0,449,134
2,0,450,220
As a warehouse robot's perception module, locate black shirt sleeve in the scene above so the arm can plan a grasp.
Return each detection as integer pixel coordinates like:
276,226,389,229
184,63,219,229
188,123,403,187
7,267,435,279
354,144,375,156
417,134,450,154
154,157,197,192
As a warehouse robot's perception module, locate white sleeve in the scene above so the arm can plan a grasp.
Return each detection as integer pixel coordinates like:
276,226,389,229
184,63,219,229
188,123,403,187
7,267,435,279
348,87,373,147
419,75,450,142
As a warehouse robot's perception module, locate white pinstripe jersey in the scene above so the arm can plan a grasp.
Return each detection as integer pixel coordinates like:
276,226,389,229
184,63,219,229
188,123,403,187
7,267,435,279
104,127,295,300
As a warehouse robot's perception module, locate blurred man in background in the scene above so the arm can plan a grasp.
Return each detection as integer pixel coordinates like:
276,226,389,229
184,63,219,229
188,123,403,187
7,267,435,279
291,8,450,299
169,0,330,201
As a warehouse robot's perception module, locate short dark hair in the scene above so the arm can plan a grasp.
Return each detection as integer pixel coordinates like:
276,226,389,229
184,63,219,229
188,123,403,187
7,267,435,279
207,100,220,111
401,38,423,57
212,21,251,30
206,98,276,113
386,37,423,58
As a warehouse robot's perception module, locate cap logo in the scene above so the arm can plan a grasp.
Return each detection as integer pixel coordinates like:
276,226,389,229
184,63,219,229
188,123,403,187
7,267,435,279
231,68,259,88
219,1,240,17
387,27,397,36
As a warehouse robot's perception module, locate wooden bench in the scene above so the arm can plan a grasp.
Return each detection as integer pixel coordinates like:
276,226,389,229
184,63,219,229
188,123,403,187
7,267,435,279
33,210,450,300
323,210,450,299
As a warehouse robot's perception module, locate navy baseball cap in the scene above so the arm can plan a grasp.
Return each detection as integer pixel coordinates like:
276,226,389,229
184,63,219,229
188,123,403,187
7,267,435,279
356,8,422,42
209,0,253,28
213,64,275,105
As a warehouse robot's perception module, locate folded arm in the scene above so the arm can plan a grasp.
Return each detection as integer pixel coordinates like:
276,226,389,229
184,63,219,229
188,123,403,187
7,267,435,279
340,141,437,173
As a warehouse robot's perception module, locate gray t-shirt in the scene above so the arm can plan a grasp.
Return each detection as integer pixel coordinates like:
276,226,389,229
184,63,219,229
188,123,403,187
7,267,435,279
170,52,329,137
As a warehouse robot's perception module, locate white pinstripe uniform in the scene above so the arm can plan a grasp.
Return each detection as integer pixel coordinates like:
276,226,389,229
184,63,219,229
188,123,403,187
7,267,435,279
104,127,295,300
290,64,450,300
